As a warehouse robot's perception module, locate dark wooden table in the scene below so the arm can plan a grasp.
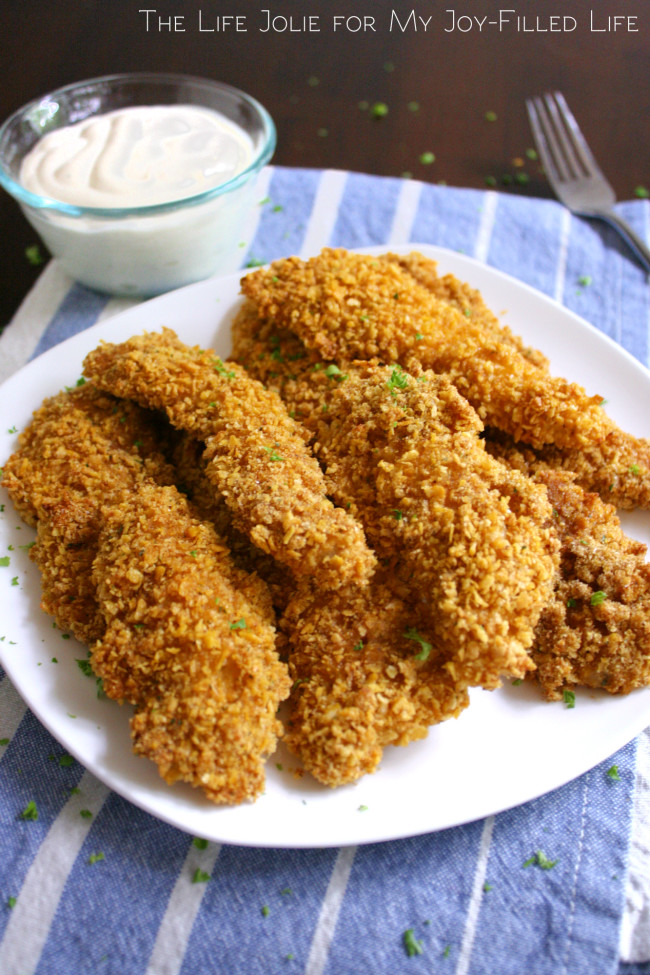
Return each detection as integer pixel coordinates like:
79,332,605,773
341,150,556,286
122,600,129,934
1,0,648,327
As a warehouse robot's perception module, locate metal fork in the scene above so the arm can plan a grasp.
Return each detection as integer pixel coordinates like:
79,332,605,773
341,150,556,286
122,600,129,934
526,92,650,273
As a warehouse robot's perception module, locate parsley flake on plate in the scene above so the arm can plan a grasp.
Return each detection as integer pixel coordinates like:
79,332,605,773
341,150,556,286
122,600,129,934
88,852,105,865
192,868,210,883
607,765,621,782
563,689,576,709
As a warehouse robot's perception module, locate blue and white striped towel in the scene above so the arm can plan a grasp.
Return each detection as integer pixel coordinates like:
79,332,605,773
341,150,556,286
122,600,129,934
1,167,649,975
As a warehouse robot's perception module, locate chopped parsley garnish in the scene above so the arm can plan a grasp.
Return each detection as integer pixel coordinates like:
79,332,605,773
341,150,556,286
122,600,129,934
523,850,558,870
419,151,436,165
607,765,621,781
629,464,641,475
6,896,16,909
19,800,38,821
511,678,523,686
325,363,347,382
484,110,498,122
192,868,210,883
391,509,404,521
213,358,236,379
80,809,93,818
193,836,209,849
261,904,270,917
386,365,408,397
59,754,74,768
88,852,105,865
371,102,389,118
0,738,9,746
0,556,10,567
25,244,44,266
76,658,93,677
403,627,432,661
407,101,420,113
358,804,368,812
566,598,577,608
230,618,247,630
590,590,607,606
635,185,649,198
403,929,423,957
483,882,493,892
7,426,17,435
563,689,576,709
353,641,364,651
578,275,592,287
263,446,284,462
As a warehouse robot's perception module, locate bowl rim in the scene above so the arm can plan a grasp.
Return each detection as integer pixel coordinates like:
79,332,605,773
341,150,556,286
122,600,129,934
0,71,277,218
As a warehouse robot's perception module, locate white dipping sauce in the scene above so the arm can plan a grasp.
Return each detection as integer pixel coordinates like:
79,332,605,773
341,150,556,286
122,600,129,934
20,105,254,208
17,104,263,296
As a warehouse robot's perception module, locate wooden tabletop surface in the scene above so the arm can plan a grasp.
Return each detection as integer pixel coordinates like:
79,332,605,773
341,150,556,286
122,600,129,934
1,0,647,328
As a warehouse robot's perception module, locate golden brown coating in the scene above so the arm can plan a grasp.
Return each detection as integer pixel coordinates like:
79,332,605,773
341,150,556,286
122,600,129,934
486,426,650,511
83,328,376,590
385,251,550,370
312,363,559,688
240,249,616,453
282,576,468,787
489,463,650,699
230,300,332,434
170,431,296,612
92,482,290,803
1,383,175,643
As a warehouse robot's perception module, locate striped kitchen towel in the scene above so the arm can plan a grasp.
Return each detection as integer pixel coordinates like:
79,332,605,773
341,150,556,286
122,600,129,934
1,167,649,975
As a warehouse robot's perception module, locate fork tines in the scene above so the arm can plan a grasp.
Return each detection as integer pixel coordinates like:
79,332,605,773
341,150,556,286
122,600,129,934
526,92,604,184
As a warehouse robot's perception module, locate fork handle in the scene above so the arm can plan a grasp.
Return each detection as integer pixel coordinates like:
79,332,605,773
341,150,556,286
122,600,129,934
595,210,650,274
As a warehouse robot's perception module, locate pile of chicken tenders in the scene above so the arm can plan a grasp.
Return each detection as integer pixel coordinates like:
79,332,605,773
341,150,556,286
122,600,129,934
4,248,650,804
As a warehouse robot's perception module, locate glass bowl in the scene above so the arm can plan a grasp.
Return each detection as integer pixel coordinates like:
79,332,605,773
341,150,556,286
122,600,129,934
0,73,276,296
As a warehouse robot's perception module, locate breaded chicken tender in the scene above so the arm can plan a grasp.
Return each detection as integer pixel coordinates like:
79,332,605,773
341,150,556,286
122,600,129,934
170,431,296,612
1,383,175,643
486,427,650,511
504,465,650,698
92,482,290,803
385,251,550,370
241,249,610,452
312,363,559,688
83,328,376,590
230,300,330,433
282,576,468,786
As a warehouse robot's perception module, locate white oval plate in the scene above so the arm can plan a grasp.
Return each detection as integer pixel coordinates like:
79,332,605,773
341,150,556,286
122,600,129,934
1,244,649,848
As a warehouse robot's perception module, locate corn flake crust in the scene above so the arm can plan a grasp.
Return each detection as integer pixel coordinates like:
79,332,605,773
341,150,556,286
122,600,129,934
83,328,376,590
